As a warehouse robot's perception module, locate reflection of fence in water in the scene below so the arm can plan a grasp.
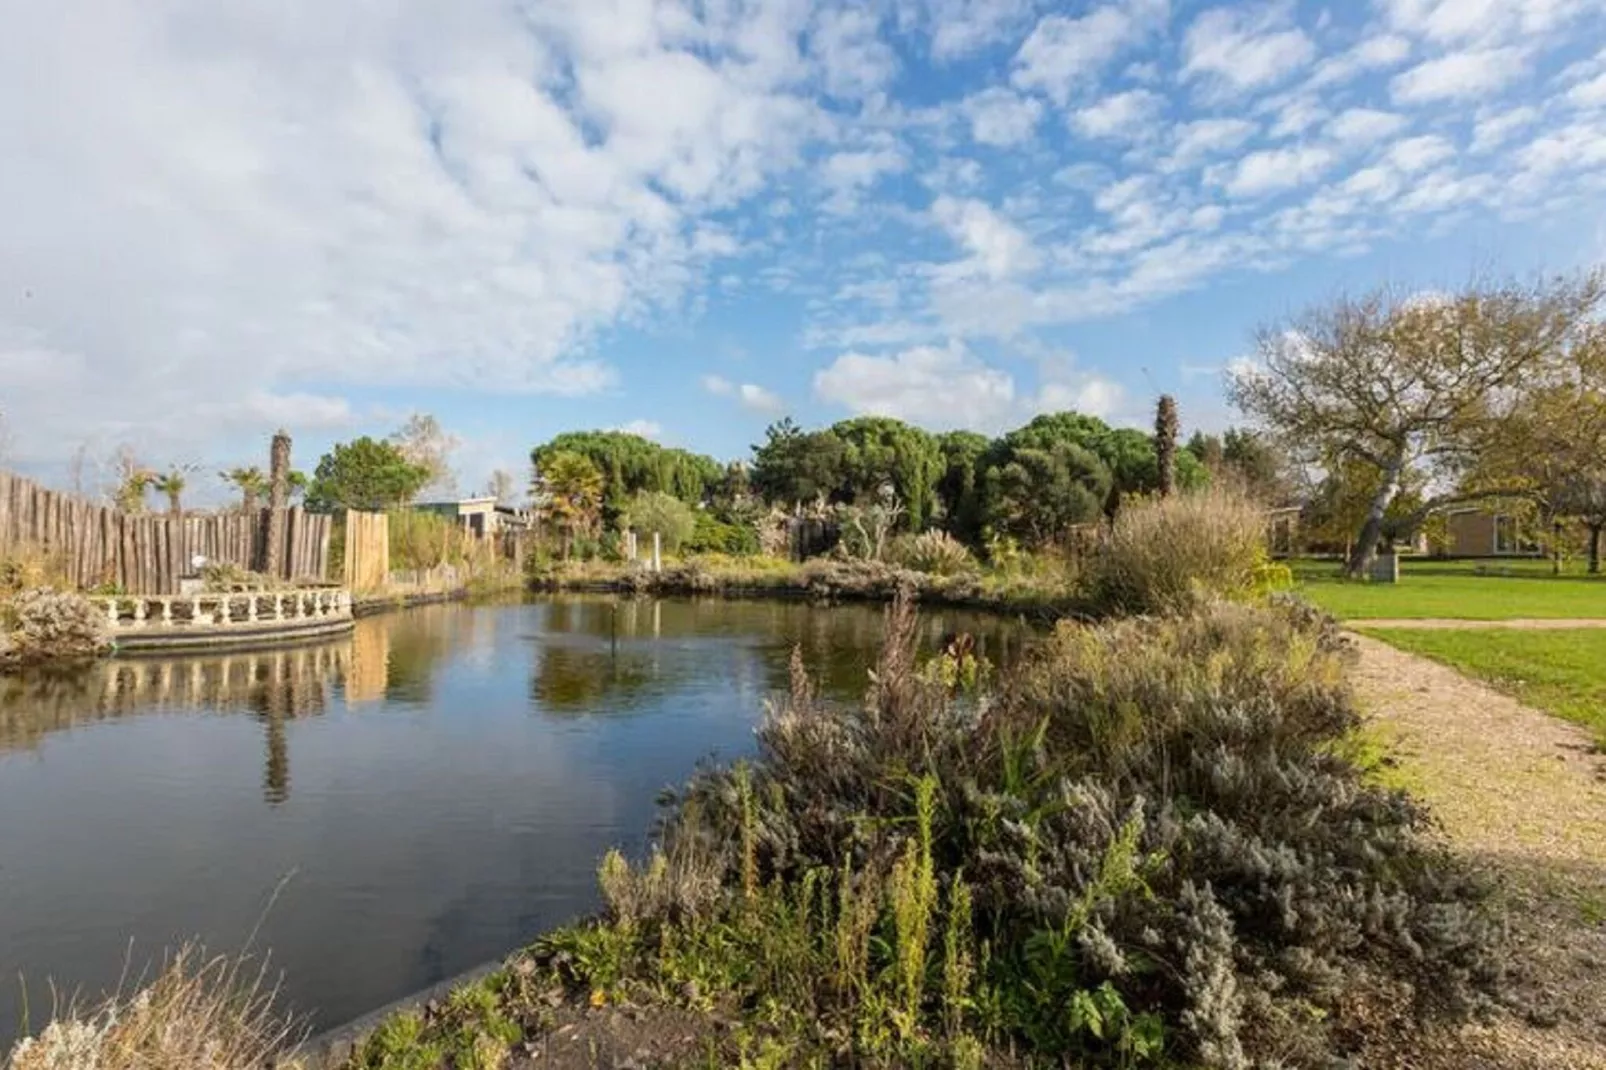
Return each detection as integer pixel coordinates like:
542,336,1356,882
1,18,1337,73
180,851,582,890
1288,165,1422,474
0,625,406,753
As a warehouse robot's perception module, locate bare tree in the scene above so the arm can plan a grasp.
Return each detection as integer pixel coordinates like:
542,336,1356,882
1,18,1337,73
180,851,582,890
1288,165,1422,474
484,468,518,507
1231,272,1605,577
390,413,459,499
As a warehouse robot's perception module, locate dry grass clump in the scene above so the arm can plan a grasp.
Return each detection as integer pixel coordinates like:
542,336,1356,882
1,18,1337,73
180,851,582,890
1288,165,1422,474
890,531,977,576
4,946,297,1070
1086,490,1269,615
0,545,75,596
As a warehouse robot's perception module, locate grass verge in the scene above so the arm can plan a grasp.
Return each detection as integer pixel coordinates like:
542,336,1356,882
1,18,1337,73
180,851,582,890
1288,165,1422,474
1359,626,1606,742
1292,558,1606,620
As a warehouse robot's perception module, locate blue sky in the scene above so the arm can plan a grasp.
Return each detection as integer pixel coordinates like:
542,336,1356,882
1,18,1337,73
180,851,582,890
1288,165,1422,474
3,0,1605,502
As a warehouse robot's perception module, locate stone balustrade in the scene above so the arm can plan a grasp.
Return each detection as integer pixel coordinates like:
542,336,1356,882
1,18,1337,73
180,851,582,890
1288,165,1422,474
94,587,354,633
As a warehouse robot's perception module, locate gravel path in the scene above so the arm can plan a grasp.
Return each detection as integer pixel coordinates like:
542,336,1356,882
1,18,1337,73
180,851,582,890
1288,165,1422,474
1349,633,1606,1069
1348,618,1606,629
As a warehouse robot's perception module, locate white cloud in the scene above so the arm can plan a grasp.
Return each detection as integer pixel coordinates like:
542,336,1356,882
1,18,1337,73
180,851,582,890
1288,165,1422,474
1391,47,1527,102
921,0,1036,60
1326,108,1408,146
1514,119,1606,177
615,419,663,440
814,341,1127,430
1308,33,1412,88
1470,105,1541,151
1182,6,1316,94
1380,0,1597,47
821,144,908,213
1384,134,1456,173
701,375,784,414
1268,95,1329,138
0,0,824,461
815,342,1018,429
1011,0,1170,105
1166,118,1259,168
1569,69,1606,109
961,88,1043,146
810,5,899,98
1070,89,1165,139
931,196,1040,279
1221,145,1336,197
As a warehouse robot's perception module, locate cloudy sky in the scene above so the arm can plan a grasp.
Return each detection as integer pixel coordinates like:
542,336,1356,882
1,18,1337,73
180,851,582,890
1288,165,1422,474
3,0,1605,498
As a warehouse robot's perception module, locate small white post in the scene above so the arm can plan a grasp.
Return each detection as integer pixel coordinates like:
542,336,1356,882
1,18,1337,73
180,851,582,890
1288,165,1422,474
272,594,283,621
652,532,662,573
247,595,258,623
219,597,233,625
106,600,118,627
132,599,147,628
160,599,173,625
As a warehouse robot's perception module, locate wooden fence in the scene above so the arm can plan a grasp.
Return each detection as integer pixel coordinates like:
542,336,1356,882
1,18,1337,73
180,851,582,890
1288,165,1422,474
0,470,331,595
342,510,390,593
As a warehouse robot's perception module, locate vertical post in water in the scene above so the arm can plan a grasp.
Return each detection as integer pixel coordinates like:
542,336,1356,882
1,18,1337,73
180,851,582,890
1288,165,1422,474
265,430,292,579
652,532,661,573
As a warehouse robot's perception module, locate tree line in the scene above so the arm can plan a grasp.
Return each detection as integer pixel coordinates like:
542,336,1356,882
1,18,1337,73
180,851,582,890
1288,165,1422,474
522,410,1289,559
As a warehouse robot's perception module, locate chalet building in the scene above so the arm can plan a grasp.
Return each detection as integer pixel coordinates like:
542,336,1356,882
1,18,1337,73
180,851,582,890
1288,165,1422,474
411,497,531,538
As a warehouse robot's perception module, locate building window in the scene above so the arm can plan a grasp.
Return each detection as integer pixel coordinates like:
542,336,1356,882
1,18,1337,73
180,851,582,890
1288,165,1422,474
1493,515,1537,555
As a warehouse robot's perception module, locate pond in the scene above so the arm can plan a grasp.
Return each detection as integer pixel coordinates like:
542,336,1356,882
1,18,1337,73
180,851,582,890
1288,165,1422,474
0,596,1026,1045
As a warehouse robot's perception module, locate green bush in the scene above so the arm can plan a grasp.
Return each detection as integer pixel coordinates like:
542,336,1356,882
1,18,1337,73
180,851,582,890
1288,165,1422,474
1084,490,1268,615
622,491,697,554
541,596,1493,1067
685,510,760,556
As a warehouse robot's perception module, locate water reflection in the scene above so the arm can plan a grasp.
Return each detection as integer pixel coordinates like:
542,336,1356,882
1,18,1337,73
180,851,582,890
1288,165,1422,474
0,596,1025,1048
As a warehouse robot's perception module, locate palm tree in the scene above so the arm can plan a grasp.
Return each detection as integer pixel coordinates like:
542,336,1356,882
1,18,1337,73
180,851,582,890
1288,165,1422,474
221,466,270,513
153,469,188,515
536,450,603,558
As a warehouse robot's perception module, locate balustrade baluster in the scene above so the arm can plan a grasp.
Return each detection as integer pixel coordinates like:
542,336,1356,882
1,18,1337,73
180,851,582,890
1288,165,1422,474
160,599,173,625
132,599,147,628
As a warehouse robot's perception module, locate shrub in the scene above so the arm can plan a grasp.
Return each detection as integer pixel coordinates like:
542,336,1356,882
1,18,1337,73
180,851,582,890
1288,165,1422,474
550,595,1494,1067
388,509,490,572
1084,490,1268,615
891,531,977,576
685,510,761,556
622,491,698,554
1,587,111,669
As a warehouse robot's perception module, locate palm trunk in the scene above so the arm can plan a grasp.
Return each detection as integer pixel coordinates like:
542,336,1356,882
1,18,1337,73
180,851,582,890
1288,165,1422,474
1345,453,1404,579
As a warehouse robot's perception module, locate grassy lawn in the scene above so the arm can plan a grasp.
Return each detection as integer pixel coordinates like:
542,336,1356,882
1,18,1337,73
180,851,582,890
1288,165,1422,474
1361,626,1606,740
1292,557,1606,620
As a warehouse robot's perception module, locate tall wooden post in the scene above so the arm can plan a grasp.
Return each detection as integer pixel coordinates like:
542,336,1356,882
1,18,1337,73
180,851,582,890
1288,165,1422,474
265,430,292,579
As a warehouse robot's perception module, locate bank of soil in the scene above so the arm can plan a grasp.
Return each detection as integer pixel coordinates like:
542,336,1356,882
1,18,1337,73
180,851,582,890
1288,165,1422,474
1347,634,1606,1069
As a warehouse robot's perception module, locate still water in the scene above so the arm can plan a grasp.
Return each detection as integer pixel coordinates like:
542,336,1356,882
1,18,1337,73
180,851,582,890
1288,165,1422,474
0,596,1023,1044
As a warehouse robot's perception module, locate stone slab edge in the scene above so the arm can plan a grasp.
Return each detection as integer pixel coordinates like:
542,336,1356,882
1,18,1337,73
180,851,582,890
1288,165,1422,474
279,957,505,1069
